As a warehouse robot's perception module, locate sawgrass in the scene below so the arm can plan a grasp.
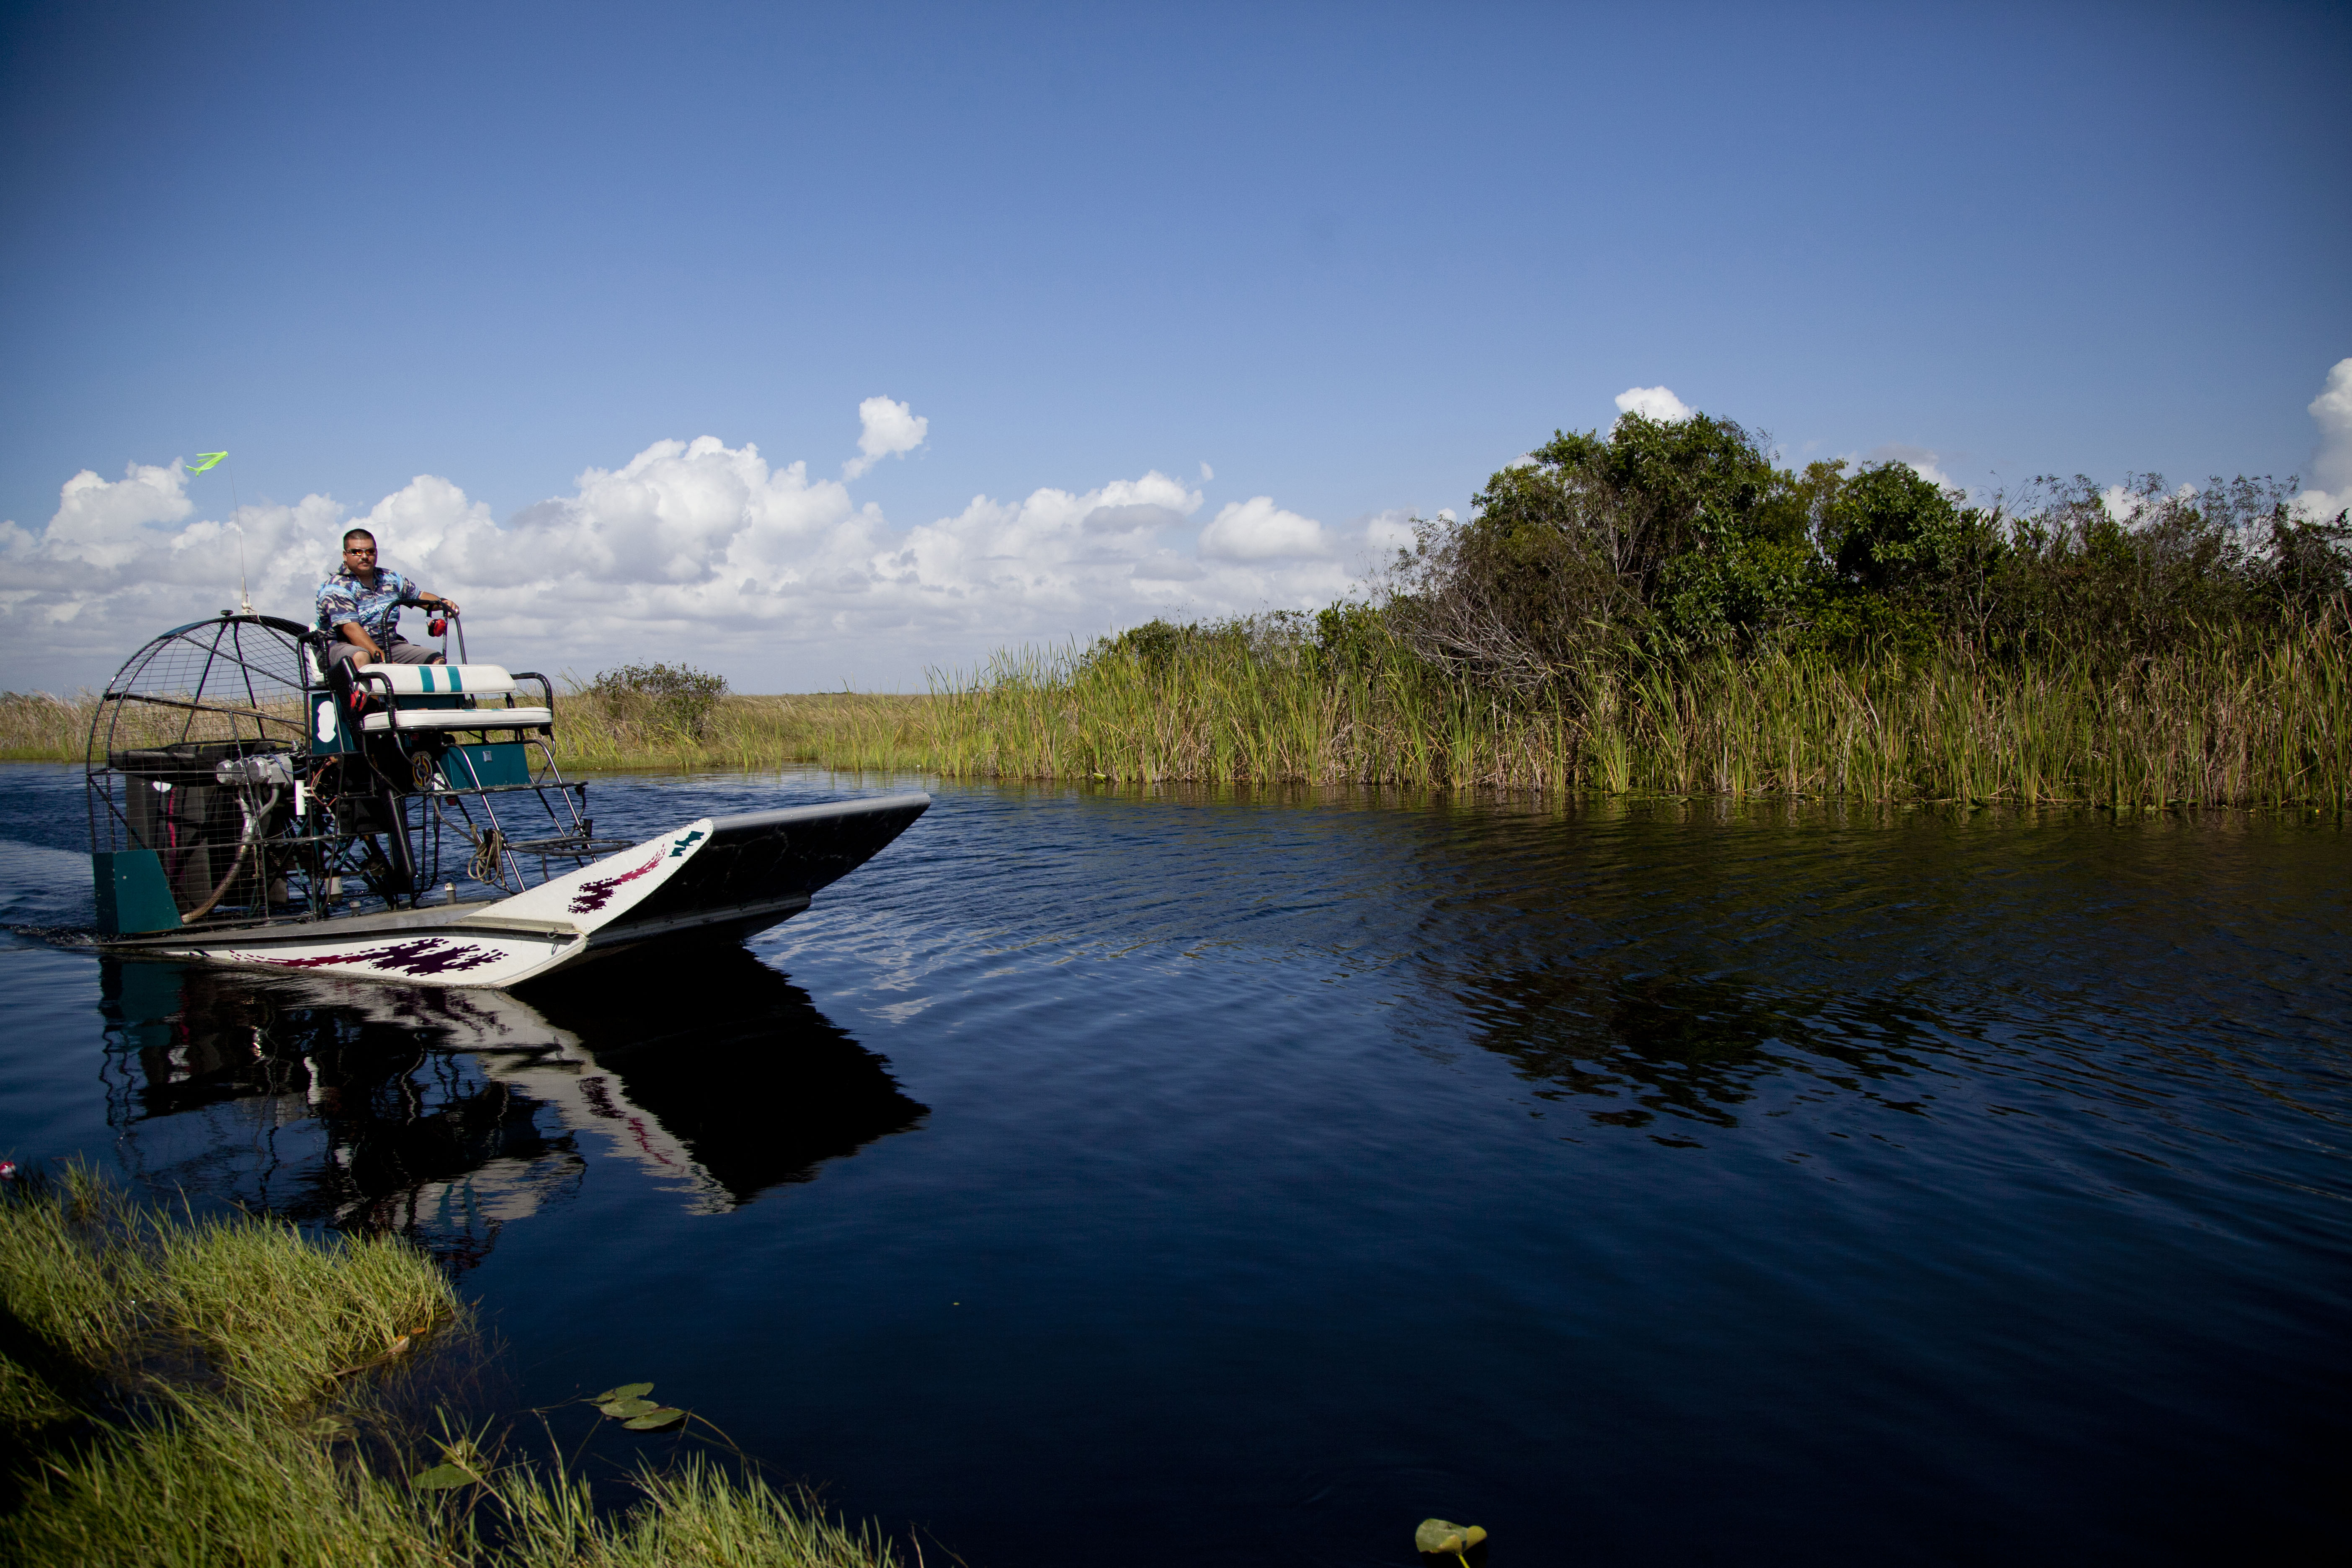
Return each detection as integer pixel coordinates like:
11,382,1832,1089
0,1166,144,1429
7,1390,899,1568
0,692,93,762
145,1204,459,1412
480,1453,900,1568
0,689,933,773
7,1389,460,1568
0,689,309,763
14,613,2346,807
913,618,2352,808
0,1164,458,1426
0,1169,896,1568
546,691,934,774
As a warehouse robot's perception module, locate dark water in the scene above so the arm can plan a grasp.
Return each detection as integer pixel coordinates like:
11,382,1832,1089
4,762,2349,1563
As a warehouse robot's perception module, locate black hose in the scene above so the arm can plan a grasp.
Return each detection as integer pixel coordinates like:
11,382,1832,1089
181,787,281,923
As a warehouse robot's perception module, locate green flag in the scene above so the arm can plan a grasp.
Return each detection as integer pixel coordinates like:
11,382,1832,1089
188,451,227,474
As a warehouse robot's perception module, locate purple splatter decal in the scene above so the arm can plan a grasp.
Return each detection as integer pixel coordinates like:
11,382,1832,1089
567,849,665,914
258,938,506,975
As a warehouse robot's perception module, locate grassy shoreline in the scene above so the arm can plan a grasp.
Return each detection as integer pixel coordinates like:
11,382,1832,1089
12,624,2347,809
0,1166,898,1567
911,624,2351,808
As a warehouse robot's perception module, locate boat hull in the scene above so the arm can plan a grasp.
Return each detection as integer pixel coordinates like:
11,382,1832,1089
99,792,930,988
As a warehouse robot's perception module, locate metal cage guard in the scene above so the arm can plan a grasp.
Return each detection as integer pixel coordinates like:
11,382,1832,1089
86,614,626,931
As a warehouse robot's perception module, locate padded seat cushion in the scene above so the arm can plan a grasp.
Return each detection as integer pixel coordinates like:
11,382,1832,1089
360,706,553,733
362,663,518,697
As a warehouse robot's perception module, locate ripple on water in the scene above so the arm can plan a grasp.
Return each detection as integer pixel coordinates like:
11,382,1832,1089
3,764,2348,1564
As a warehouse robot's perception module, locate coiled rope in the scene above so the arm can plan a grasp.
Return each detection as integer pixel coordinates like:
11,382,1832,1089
464,825,508,890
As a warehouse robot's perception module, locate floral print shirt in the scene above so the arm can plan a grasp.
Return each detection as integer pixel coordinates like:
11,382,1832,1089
316,566,426,645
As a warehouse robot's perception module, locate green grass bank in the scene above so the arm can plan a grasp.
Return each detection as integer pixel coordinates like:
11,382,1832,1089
9,624,2348,809
915,614,2351,808
0,1166,899,1568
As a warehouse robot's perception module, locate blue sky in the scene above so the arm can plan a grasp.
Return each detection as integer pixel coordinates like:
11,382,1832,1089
4,0,2348,691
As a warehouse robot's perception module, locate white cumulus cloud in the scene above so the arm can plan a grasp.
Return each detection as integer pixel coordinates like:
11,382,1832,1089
0,410,1384,693
1197,497,1331,561
2297,356,2352,521
1361,508,1418,556
0,459,345,672
1614,385,1695,424
842,395,928,480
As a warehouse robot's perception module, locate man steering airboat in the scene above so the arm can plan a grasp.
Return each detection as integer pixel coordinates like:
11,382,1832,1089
85,522,927,989
316,528,462,671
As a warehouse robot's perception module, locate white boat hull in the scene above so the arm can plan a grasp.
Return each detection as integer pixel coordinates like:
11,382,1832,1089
104,793,930,988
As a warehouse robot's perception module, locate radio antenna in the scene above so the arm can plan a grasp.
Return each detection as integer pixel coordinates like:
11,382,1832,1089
188,452,249,613
232,513,253,615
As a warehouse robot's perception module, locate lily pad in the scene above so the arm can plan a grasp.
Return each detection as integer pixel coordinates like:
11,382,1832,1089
593,1382,654,1403
1414,1519,1487,1556
598,1396,660,1420
411,1463,476,1491
623,1406,687,1431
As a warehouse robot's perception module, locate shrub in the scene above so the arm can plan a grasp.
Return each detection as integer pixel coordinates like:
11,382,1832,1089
1086,613,1318,673
1387,408,2349,694
587,663,730,741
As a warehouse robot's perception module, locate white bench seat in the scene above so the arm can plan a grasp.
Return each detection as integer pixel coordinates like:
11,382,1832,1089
358,663,519,697
361,706,553,733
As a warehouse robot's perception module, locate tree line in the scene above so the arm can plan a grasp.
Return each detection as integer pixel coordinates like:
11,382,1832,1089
1106,409,2352,696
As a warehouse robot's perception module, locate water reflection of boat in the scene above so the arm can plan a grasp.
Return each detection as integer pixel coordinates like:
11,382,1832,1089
99,948,927,1264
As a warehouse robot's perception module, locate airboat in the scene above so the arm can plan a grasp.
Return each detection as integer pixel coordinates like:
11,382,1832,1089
84,612,928,988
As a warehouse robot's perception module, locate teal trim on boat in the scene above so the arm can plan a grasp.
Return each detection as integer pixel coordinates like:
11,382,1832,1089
93,849,181,935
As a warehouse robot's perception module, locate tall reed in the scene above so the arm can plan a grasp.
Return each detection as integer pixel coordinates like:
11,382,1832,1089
11,616,2344,807
0,689,294,763
0,690,936,775
918,617,2351,808
546,690,934,774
